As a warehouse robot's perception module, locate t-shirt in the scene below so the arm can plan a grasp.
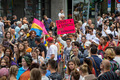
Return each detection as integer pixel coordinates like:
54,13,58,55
114,56,120,65
0,22,4,37
48,72,62,80
15,26,21,39
86,33,96,40
42,76,49,80
44,18,52,31
98,71,118,80
46,44,58,60
58,13,65,17
111,30,118,42
32,56,44,64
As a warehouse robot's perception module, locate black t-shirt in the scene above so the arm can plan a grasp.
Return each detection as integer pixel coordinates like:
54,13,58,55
38,43,47,57
48,72,62,80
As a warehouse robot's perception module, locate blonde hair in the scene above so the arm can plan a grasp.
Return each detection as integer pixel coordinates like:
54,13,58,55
0,76,7,80
105,48,116,60
79,64,88,73
9,65,18,77
30,68,41,80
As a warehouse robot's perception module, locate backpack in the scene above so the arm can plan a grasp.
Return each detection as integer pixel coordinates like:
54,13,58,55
110,60,120,72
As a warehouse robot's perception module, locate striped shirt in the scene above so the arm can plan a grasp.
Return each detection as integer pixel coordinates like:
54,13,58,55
98,71,118,80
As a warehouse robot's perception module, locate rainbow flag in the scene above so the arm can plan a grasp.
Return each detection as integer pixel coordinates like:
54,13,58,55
31,18,48,36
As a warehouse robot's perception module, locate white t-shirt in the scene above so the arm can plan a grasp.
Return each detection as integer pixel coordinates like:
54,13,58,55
86,33,96,40
111,30,118,42
114,56,120,65
82,22,87,34
58,13,65,17
32,56,44,64
46,44,58,60
42,76,49,80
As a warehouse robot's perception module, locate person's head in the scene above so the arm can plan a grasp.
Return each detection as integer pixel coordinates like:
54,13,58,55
90,24,95,29
50,22,55,27
96,27,102,33
48,59,57,71
19,29,25,36
31,50,37,59
104,25,108,30
35,37,41,45
9,65,18,77
100,60,111,71
108,34,113,40
66,38,71,46
4,47,13,57
3,55,11,67
83,58,93,74
3,16,7,20
90,46,97,55
10,29,15,35
81,35,86,43
60,9,63,13
0,58,7,68
5,32,12,39
89,27,93,34
105,48,116,60
14,44,18,53
0,17,2,21
18,43,25,52
0,68,9,79
30,68,41,80
44,15,48,20
96,32,102,39
23,17,27,20
99,36,107,45
13,15,17,20
22,55,32,67
110,24,115,31
29,63,40,71
16,21,22,27
77,20,82,27
71,70,80,80
79,64,88,75
88,19,92,25
48,31,53,37
47,37,54,45
23,39,29,48
106,20,109,26
72,56,80,67
67,60,76,75
115,47,120,55
29,31,36,38
40,64,47,75
72,46,79,56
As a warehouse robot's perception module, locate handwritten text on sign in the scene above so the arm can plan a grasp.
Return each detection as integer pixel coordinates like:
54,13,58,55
56,19,76,34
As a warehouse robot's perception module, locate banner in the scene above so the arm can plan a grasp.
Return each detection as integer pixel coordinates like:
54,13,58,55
56,19,76,34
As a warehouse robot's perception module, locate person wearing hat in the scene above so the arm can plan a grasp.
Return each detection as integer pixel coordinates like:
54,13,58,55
46,37,58,60
17,54,32,80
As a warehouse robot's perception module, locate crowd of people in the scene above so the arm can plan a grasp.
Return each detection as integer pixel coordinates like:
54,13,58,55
0,8,120,80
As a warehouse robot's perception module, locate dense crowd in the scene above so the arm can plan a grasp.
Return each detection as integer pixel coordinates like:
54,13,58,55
0,9,120,80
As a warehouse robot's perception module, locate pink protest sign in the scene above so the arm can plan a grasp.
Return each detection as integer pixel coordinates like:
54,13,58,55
56,19,76,34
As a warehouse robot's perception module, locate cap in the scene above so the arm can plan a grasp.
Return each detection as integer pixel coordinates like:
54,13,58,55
47,37,53,42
